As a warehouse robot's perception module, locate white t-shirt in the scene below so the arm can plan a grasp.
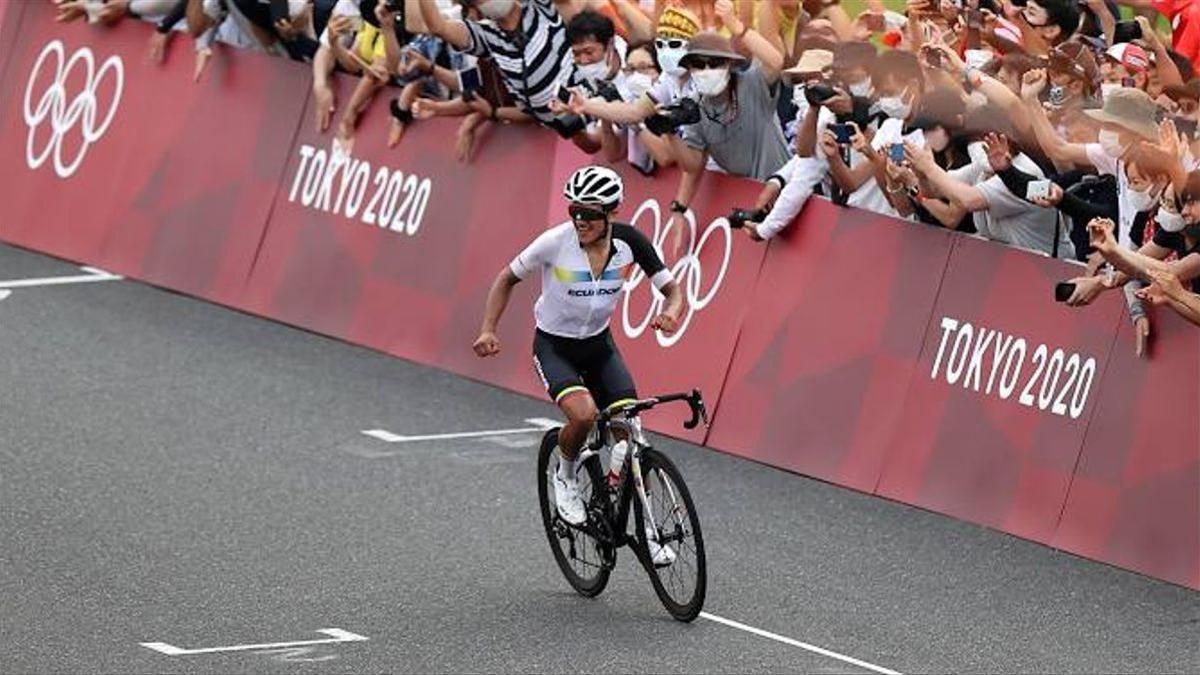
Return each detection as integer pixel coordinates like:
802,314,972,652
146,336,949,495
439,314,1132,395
962,153,1075,259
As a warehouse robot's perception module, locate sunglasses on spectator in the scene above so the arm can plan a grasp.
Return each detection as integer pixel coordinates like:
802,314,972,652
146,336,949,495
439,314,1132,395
569,205,608,222
655,38,686,51
687,57,729,70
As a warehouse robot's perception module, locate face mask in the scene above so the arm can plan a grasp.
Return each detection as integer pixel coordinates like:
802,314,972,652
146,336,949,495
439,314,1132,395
625,72,655,98
1158,208,1186,232
575,59,610,83
967,141,992,172
1100,82,1121,101
1126,186,1161,213
479,0,516,20
1098,129,1125,157
878,93,911,120
692,67,730,97
657,47,686,76
848,79,873,97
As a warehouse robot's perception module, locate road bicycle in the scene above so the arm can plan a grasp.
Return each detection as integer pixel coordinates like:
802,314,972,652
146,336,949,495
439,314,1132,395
536,390,708,622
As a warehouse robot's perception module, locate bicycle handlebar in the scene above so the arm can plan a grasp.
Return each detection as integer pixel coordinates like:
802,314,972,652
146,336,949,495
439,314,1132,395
598,388,709,431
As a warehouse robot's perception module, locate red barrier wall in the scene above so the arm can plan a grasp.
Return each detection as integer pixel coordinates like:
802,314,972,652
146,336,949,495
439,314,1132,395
877,236,1126,544
0,8,306,306
0,5,1194,589
1053,314,1200,588
706,200,954,492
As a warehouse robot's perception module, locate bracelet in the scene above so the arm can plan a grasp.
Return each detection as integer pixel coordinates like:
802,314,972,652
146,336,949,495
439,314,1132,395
669,199,688,214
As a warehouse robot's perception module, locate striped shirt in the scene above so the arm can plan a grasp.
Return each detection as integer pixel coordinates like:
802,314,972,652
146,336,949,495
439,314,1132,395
462,0,573,124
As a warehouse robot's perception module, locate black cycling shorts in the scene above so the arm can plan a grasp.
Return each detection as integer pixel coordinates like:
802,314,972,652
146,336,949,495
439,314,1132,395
532,328,637,409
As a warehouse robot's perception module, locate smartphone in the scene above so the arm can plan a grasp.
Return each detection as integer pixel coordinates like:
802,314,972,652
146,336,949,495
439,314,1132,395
1173,115,1198,140
904,129,926,147
1054,281,1077,303
1113,20,1142,44
457,66,482,94
923,46,943,68
889,143,905,163
831,123,853,144
385,0,403,10
862,12,885,31
1026,179,1051,201
556,82,572,104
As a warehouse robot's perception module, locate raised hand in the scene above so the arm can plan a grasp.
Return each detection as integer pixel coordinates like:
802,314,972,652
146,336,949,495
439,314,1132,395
1087,217,1117,252
1021,68,1047,101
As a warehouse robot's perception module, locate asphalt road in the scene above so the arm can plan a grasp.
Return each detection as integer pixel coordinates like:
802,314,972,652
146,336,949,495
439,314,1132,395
0,242,1196,674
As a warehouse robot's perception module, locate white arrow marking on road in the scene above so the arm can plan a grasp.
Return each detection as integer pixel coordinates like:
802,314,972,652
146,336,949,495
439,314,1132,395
0,290,10,301
140,628,368,656
0,266,122,289
362,417,559,443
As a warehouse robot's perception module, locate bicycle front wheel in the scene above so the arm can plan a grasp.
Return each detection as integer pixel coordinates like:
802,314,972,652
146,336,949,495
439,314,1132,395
633,447,707,622
537,428,613,597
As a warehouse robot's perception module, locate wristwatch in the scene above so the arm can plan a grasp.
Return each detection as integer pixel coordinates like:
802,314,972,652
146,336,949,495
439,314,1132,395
669,200,688,214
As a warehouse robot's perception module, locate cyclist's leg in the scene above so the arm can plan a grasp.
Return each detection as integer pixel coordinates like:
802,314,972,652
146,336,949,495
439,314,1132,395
582,331,638,442
533,331,597,461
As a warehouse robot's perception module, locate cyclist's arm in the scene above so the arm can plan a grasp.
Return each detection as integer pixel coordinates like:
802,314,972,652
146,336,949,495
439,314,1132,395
613,223,685,326
479,267,520,332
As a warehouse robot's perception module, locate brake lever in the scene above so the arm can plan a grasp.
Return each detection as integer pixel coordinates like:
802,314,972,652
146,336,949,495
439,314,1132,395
682,389,707,430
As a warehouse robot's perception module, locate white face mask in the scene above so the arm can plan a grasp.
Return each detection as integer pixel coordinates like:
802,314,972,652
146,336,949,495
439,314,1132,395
967,141,992,173
479,0,516,20
625,72,655,98
848,79,873,97
878,93,911,120
657,47,686,76
1100,82,1121,102
575,58,610,83
692,67,730,97
1098,129,1125,157
1126,186,1161,213
1158,208,1187,232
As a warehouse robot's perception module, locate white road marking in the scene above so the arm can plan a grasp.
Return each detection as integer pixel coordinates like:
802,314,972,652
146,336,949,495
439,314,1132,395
0,266,121,289
140,628,367,656
0,290,10,301
699,613,901,675
362,417,558,444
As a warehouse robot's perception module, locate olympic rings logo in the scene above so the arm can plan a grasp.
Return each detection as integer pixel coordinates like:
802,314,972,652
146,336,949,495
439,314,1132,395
622,199,731,347
23,40,123,179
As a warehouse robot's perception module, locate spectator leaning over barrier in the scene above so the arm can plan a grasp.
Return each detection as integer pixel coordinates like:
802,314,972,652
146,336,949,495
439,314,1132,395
556,10,628,156
418,0,599,147
906,105,1077,260
664,1,787,252
551,5,702,172
333,1,406,150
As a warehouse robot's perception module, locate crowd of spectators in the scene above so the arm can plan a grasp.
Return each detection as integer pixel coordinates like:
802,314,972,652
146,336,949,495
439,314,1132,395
59,0,1200,341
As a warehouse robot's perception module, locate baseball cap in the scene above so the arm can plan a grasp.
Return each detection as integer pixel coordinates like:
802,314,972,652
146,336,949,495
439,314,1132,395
1106,43,1150,73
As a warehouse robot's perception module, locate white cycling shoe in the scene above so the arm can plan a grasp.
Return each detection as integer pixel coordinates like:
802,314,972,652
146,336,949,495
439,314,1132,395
645,527,677,567
553,469,587,526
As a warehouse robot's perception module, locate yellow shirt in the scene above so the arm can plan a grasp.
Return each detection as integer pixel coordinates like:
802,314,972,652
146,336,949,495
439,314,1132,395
353,23,387,63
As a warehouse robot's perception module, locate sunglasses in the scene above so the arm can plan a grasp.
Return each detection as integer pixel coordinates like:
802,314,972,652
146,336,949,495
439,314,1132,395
569,205,607,222
687,57,728,70
655,38,686,51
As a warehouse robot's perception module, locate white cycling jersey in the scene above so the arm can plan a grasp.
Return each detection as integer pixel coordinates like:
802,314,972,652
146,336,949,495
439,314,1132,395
510,222,673,339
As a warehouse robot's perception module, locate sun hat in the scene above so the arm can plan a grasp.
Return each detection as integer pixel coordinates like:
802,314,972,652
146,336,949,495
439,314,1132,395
678,31,747,69
1083,87,1160,140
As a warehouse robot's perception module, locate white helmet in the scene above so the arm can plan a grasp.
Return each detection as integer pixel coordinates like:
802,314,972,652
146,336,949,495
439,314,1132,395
563,165,624,211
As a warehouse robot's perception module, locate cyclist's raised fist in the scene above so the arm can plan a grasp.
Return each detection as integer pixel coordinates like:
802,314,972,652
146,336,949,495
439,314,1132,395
650,313,679,336
473,331,501,357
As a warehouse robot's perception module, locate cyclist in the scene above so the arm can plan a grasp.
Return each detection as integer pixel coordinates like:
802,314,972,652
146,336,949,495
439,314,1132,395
473,165,685,532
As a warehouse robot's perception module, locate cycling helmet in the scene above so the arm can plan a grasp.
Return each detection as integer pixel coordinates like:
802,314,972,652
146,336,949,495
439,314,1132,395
563,165,624,211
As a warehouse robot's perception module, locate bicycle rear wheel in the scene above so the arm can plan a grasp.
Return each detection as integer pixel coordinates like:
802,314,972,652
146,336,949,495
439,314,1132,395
537,428,613,597
633,447,706,622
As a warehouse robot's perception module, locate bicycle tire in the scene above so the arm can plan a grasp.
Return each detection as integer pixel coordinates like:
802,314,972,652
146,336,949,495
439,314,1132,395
633,447,707,622
537,428,613,597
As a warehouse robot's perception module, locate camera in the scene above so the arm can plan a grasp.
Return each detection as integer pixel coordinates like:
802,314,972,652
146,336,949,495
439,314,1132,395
645,97,701,136
727,207,766,228
593,81,622,103
803,83,839,106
